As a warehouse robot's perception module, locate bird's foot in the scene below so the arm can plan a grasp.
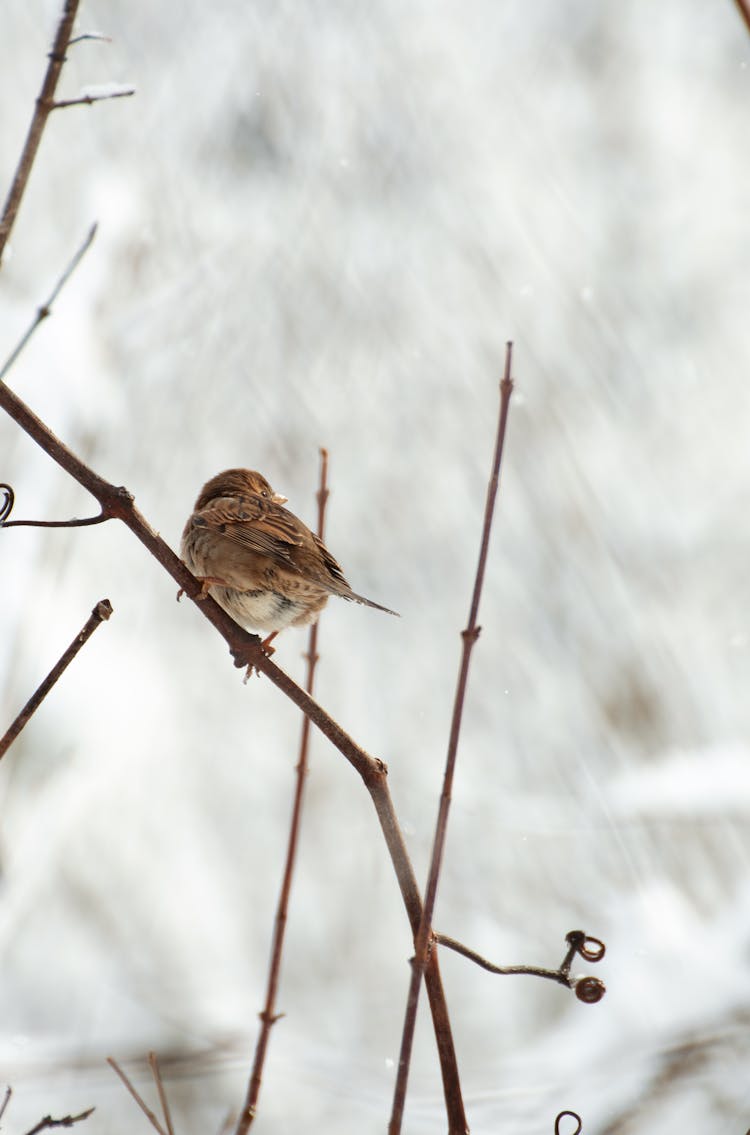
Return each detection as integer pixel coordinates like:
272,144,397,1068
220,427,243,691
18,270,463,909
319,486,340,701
260,632,279,657
176,575,230,604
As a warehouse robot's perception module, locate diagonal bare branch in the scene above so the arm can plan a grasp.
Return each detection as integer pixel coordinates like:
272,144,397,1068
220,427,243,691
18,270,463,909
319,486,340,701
106,1059,168,1135
0,223,97,383
23,1108,95,1135
0,0,81,263
0,599,113,761
0,1086,12,1123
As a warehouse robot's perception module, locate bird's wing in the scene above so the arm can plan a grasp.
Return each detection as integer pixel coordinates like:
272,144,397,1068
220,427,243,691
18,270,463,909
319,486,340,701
191,492,399,614
311,532,399,614
311,532,350,589
189,493,304,564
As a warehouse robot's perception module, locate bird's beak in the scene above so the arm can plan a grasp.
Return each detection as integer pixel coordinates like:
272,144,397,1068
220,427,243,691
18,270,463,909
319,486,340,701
273,492,288,505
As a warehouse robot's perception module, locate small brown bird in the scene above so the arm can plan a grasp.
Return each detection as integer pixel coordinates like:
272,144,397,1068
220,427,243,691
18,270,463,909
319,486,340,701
181,468,398,648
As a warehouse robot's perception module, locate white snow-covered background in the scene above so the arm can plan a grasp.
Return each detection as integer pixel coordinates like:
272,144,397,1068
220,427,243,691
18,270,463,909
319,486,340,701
2,1,750,1132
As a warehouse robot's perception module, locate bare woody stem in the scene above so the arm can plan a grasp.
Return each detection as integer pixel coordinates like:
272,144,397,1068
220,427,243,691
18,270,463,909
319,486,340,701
22,1109,95,1135
0,0,80,263
434,929,606,1003
237,448,330,1134
0,598,113,761
0,224,98,383
0,1089,12,1125
389,343,515,1135
147,1053,175,1135
106,1059,167,1135
48,90,135,110
0,375,467,1133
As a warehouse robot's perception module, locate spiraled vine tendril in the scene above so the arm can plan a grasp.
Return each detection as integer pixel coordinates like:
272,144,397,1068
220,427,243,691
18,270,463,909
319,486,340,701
0,483,15,525
555,1110,583,1135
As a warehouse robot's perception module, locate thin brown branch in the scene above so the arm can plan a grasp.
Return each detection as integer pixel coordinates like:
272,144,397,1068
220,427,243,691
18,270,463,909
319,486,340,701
69,33,112,46
106,1059,168,1135
0,1086,12,1123
147,1053,175,1135
49,88,135,110
732,0,750,36
0,224,97,383
0,599,113,761
23,1109,95,1135
0,0,81,264
0,376,466,1132
435,929,606,1002
237,448,330,1135
1,510,109,529
389,343,515,1135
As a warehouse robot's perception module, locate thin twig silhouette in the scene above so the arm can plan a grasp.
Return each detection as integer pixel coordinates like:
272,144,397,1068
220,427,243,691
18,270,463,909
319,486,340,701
0,599,113,761
389,343,514,1135
48,89,135,110
1,0,78,261
106,1058,168,1135
0,1087,12,1123
147,1052,175,1135
236,447,330,1134
22,1108,95,1135
0,224,97,384
435,929,606,1002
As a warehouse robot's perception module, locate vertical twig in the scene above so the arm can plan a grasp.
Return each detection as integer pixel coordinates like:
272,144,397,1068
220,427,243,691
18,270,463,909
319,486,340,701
0,599,113,761
147,1053,175,1135
106,1059,168,1135
0,0,80,263
235,449,330,1135
389,344,515,1135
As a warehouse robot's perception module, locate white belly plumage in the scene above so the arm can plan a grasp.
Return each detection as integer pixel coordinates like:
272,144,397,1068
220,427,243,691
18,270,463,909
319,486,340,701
212,585,314,632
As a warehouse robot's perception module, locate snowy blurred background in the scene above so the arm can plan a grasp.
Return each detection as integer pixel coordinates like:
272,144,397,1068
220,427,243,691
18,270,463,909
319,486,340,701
2,0,750,1131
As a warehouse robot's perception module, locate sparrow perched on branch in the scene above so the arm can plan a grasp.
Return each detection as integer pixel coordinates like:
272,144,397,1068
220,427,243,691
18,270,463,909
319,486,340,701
180,468,398,648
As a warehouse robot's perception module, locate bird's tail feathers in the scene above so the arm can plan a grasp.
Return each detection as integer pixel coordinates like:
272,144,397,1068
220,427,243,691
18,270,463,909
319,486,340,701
347,591,399,617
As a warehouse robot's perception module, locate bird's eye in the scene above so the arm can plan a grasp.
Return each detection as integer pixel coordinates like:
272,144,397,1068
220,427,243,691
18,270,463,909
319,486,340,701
260,489,269,499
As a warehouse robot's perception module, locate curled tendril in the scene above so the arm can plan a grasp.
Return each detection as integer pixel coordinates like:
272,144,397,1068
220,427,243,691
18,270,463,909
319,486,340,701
555,1111,582,1135
565,930,606,964
574,976,606,1004
433,928,606,1003
0,482,109,529
0,483,14,525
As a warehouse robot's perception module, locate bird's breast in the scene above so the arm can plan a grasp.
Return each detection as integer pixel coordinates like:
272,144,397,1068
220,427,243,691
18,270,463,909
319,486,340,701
212,585,321,632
